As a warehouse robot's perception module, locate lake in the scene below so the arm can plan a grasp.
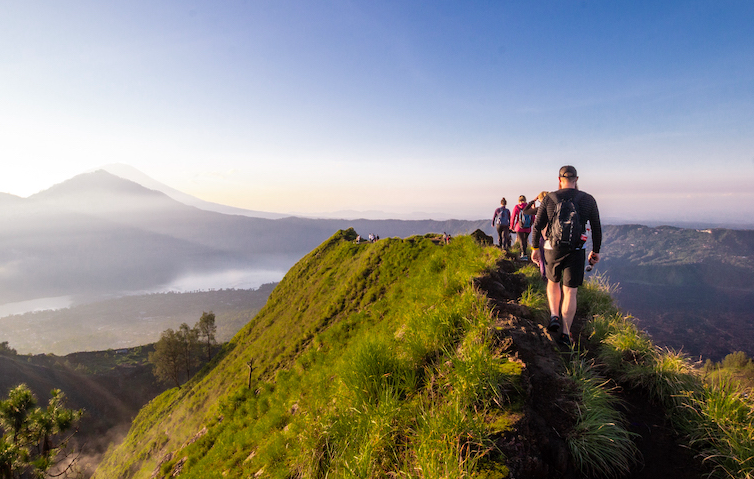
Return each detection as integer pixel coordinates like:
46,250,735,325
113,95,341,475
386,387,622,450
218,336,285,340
0,267,289,318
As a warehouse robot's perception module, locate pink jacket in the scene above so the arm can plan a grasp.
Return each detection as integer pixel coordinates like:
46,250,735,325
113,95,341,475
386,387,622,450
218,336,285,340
510,202,532,233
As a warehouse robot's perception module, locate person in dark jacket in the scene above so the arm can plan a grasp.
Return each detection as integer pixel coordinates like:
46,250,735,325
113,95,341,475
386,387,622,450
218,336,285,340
491,198,511,250
531,166,601,347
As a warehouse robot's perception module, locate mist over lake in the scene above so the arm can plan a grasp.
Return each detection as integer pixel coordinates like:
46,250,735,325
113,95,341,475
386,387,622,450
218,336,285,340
0,296,74,318
156,267,288,293
0,266,290,318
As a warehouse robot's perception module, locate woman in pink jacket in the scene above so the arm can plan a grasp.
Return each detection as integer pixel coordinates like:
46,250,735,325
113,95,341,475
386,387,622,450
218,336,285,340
510,195,534,260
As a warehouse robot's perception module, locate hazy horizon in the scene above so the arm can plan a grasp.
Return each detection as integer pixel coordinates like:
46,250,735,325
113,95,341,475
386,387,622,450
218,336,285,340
2,2,753,224
4,164,754,228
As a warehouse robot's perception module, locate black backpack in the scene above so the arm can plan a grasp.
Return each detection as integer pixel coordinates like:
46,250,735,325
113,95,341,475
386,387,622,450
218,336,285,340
547,191,585,250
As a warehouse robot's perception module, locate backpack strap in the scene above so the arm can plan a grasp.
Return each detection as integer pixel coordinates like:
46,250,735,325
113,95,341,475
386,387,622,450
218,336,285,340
546,192,559,223
573,190,586,218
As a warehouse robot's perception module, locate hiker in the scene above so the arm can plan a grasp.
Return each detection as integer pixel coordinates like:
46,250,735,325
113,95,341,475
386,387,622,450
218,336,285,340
531,166,601,347
491,198,511,250
510,195,533,260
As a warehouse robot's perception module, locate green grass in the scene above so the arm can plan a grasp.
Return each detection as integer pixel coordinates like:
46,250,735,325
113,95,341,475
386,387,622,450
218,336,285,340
94,230,522,479
577,272,620,318
565,358,639,478
519,285,548,322
94,230,754,479
578,277,754,479
690,380,754,479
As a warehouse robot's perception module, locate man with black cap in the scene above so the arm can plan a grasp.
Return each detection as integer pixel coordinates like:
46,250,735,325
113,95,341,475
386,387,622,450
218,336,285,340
531,165,601,347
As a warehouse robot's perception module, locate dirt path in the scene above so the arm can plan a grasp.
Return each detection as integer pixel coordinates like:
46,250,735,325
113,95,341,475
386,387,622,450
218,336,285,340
475,258,709,478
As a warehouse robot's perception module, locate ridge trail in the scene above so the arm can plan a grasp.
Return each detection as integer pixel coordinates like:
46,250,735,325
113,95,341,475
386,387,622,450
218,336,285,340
475,258,707,478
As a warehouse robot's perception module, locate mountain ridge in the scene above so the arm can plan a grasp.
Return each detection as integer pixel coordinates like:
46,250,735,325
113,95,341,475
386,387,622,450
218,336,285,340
97,163,291,220
4,169,754,361
0,171,488,306
91,230,712,478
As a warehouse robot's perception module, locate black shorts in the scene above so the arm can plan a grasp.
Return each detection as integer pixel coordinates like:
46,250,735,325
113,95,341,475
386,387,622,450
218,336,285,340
544,248,586,288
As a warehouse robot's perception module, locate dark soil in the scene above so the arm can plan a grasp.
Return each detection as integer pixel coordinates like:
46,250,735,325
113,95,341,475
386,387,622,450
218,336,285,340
475,257,710,479
619,388,706,479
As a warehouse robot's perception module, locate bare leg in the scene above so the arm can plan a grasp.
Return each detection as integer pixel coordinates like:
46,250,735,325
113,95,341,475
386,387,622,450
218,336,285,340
561,286,578,335
547,280,562,318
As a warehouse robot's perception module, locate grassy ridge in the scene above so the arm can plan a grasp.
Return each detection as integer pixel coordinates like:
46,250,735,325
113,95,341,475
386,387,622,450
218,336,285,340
94,229,520,478
95,228,754,478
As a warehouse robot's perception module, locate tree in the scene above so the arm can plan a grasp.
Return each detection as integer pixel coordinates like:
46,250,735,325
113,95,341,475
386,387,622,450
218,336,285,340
178,323,199,380
0,342,16,357
196,312,217,362
0,384,82,479
149,329,184,388
149,324,202,388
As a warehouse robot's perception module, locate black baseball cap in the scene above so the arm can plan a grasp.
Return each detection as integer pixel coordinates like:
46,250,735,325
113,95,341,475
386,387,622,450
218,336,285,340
559,165,578,178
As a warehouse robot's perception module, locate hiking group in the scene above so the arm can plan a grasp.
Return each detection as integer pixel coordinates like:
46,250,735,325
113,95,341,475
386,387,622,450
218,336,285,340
492,165,602,347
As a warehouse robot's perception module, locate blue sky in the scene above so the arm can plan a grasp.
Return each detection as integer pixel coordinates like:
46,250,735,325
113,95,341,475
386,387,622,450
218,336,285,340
1,1,753,223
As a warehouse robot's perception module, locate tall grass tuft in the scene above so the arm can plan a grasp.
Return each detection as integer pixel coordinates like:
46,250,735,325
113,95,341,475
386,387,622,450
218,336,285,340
340,337,417,407
578,273,620,318
645,349,700,410
584,312,624,345
594,315,702,431
599,321,654,375
689,380,754,479
519,284,548,323
413,400,491,479
566,359,640,478
401,289,475,367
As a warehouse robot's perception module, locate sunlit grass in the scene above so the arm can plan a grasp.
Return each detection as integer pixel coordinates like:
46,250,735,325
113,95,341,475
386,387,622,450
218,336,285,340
101,233,521,479
689,380,754,479
584,312,624,344
519,284,548,323
578,272,620,318
565,358,640,478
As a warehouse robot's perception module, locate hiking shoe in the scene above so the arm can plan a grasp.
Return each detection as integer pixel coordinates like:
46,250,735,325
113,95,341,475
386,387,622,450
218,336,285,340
520,255,528,261
547,315,561,333
558,333,572,347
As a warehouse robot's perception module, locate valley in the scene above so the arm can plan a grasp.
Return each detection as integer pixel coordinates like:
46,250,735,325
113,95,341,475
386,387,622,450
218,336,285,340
0,285,275,355
594,225,754,361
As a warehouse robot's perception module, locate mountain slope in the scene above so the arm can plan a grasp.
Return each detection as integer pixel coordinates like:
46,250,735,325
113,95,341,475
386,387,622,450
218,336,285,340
1,171,488,305
0,347,167,476
91,229,729,478
98,163,289,219
596,225,754,360
93,230,521,478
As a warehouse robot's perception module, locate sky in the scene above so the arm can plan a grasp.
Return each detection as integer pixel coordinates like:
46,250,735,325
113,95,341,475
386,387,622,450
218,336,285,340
1,1,753,224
